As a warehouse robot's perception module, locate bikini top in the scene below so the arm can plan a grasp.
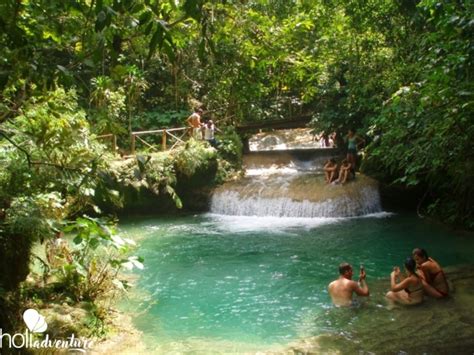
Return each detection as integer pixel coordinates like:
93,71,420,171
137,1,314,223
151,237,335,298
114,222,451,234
405,275,423,294
405,284,424,294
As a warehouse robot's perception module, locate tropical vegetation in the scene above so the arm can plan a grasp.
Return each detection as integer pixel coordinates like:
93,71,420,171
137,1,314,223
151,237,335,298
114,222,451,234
0,0,472,343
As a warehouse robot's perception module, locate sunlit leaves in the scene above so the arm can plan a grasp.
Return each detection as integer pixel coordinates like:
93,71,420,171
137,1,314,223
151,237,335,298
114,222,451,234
364,0,473,227
56,216,143,301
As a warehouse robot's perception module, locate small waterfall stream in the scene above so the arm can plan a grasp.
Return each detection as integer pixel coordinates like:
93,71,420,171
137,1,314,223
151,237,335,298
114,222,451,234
211,151,382,218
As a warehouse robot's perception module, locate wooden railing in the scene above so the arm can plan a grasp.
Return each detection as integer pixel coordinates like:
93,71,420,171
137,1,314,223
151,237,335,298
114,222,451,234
95,128,190,156
130,127,189,155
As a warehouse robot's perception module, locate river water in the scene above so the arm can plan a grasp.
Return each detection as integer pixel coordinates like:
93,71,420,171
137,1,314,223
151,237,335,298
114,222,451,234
119,155,474,354
120,216,474,353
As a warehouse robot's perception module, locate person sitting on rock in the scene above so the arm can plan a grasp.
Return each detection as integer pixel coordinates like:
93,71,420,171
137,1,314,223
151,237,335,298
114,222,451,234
323,158,338,183
386,257,424,306
412,248,449,298
336,159,353,184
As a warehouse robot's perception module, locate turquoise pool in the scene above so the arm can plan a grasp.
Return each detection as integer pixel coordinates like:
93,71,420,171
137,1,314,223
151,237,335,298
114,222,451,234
120,213,474,353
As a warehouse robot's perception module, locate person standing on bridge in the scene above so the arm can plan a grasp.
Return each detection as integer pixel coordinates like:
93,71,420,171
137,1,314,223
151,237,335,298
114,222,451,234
203,119,221,148
187,108,204,139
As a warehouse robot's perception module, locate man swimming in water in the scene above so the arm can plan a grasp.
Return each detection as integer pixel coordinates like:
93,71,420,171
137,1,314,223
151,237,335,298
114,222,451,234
328,262,369,306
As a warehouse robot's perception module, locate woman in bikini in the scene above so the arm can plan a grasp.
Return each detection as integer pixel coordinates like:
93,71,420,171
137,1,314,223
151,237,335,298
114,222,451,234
386,257,424,306
412,248,449,298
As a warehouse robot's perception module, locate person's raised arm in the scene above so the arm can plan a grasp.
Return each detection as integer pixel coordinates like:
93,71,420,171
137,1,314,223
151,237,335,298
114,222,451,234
390,267,412,292
353,269,369,296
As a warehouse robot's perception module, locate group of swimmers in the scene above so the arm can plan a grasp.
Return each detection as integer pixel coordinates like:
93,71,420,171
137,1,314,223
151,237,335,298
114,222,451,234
328,248,449,307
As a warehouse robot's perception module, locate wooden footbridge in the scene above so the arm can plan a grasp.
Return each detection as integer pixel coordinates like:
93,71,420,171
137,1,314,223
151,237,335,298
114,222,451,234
96,114,313,155
235,114,312,134
96,127,190,155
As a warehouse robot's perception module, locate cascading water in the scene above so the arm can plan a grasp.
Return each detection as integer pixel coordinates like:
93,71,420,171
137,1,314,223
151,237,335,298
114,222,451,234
210,150,382,218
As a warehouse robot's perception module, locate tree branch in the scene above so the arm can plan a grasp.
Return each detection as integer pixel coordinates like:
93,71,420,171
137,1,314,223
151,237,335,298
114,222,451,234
0,130,32,168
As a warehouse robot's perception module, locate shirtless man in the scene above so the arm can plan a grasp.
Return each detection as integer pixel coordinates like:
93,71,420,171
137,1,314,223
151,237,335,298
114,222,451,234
328,262,369,306
412,248,449,298
186,108,203,139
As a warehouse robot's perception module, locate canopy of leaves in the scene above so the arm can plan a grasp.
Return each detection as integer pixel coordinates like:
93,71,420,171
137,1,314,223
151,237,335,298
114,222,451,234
0,0,472,228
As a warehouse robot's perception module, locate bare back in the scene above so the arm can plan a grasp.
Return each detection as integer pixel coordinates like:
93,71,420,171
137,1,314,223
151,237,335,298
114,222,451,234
328,278,359,307
187,113,201,128
422,258,449,295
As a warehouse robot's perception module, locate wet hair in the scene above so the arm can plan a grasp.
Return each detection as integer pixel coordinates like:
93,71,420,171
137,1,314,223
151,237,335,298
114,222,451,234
339,262,352,275
329,158,336,164
404,257,417,274
341,159,348,165
412,248,428,260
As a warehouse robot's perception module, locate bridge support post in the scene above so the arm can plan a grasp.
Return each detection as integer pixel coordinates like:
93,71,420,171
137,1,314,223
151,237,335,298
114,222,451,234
242,135,250,153
162,130,167,151
131,134,136,155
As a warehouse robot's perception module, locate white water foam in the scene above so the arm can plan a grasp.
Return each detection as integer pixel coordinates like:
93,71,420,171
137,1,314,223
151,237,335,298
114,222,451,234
244,159,326,175
245,165,299,176
210,186,382,218
204,214,342,233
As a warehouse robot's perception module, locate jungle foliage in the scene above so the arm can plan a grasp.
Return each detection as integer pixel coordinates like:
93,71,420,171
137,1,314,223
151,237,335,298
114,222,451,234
1,0,472,228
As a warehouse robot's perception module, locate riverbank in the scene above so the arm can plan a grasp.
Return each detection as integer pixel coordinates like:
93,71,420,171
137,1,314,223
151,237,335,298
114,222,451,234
90,309,146,354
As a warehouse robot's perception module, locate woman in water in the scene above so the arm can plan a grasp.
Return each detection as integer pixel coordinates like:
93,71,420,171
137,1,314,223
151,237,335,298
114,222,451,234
412,248,449,298
386,257,424,306
345,129,365,173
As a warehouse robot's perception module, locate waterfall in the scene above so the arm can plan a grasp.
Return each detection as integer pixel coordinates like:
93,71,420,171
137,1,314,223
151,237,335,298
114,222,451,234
211,186,381,218
210,151,383,218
